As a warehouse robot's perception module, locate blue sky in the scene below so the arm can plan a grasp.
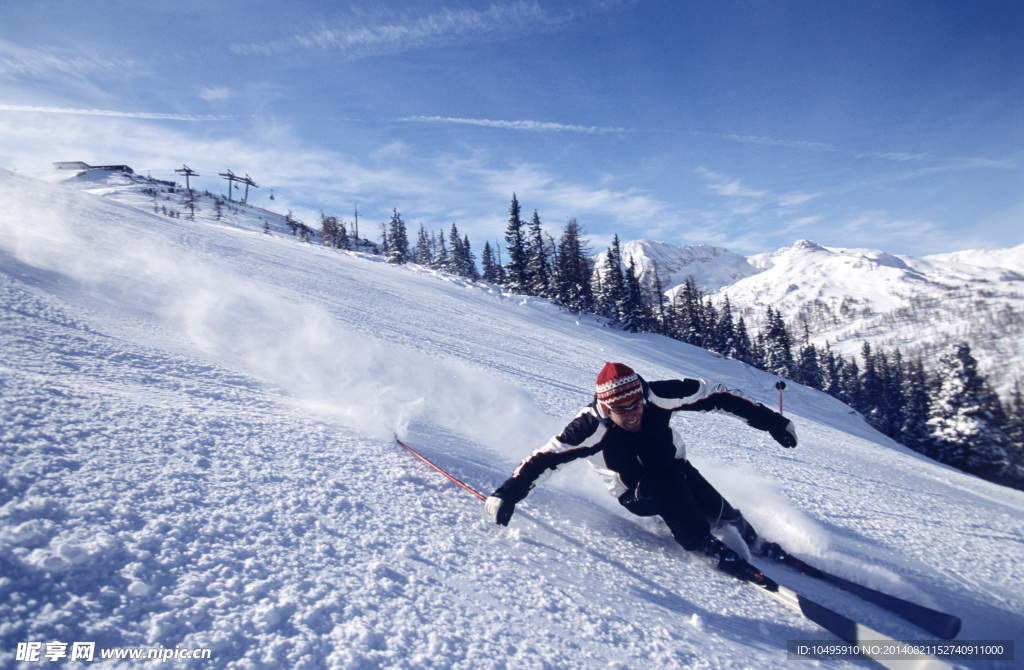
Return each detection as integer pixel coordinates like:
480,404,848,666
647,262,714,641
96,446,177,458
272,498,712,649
1,0,1021,256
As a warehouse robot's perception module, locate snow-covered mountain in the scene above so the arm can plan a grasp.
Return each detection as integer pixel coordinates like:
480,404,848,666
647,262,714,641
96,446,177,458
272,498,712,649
925,245,1024,275
597,240,760,293
616,238,1024,398
2,168,1023,668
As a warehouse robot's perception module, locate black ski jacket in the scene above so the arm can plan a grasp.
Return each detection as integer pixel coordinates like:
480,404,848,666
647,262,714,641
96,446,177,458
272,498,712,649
493,376,794,504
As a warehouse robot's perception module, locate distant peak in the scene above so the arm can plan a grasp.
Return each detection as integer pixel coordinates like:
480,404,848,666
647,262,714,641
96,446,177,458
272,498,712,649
792,239,826,252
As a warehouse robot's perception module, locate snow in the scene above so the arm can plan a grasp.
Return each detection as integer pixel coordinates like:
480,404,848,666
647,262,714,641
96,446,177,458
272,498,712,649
925,244,1024,276
1,168,1023,669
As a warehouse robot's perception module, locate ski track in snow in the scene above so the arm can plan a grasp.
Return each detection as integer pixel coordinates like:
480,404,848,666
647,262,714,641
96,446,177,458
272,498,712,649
1,169,1022,668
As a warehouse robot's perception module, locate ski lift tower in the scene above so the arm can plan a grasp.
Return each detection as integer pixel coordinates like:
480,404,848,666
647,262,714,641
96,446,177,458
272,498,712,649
240,174,258,204
174,164,199,192
218,169,237,201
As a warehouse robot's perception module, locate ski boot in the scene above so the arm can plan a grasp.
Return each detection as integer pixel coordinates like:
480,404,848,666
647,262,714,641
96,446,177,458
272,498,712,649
701,536,775,587
757,541,788,562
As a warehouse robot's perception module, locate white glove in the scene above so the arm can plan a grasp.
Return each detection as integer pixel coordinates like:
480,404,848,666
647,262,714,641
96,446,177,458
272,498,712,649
485,495,515,526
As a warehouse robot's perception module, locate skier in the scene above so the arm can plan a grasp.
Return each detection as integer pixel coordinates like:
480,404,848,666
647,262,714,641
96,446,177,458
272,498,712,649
485,362,798,582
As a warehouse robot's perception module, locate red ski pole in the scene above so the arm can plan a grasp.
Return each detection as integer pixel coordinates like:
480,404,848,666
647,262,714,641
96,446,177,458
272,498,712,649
394,435,486,501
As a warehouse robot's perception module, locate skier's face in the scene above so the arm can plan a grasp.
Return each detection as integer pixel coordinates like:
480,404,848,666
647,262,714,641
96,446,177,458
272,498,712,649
608,399,644,432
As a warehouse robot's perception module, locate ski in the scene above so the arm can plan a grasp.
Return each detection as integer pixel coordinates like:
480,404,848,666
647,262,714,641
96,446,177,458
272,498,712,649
747,576,953,670
770,552,962,640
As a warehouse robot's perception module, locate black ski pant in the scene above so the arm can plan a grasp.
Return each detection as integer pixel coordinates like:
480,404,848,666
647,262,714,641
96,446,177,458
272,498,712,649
618,459,738,551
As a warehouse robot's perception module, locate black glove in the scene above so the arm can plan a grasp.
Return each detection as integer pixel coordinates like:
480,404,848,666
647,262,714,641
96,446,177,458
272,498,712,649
485,494,516,526
770,418,798,448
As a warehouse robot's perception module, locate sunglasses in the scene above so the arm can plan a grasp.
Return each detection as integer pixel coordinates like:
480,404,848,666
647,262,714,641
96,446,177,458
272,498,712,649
608,399,643,415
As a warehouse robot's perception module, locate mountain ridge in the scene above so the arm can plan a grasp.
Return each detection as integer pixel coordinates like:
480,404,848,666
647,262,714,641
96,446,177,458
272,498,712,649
613,237,1024,398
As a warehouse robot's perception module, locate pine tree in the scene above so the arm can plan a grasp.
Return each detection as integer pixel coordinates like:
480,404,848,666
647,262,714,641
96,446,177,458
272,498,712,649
553,218,593,314
795,342,824,391
859,342,882,424
446,223,464,275
337,220,350,250
526,210,551,297
462,234,480,280
672,276,704,347
443,224,478,279
761,306,795,378
414,225,432,266
792,325,821,390
820,343,843,399
620,256,647,333
379,222,389,258
703,298,720,353
878,349,905,439
289,215,312,243
503,194,529,293
928,342,1011,479
901,356,936,458
386,209,410,264
481,241,502,284
733,315,754,365
647,260,670,336
320,212,341,248
600,235,627,324
713,296,736,357
432,230,449,270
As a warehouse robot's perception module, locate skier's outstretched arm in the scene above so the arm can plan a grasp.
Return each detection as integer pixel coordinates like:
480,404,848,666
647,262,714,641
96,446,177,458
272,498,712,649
649,378,798,448
486,406,608,526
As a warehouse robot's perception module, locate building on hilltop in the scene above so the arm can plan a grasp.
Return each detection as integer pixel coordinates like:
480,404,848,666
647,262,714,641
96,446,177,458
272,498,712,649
53,161,134,174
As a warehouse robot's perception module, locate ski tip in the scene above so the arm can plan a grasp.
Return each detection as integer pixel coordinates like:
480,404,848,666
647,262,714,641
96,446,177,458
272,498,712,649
937,616,962,640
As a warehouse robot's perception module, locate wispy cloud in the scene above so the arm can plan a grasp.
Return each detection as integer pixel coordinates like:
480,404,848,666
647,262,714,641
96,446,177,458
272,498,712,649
856,150,929,162
718,133,841,154
467,159,670,237
713,132,930,162
711,130,1016,171
0,38,133,80
778,191,821,208
400,115,627,135
783,214,823,232
697,168,768,198
231,2,567,57
834,212,973,252
199,87,234,103
0,104,231,122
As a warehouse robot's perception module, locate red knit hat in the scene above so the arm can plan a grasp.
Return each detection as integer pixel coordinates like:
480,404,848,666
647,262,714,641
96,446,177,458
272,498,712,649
596,362,642,410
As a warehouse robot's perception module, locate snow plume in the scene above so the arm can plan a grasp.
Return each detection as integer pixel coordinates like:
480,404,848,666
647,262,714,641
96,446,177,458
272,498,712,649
164,274,542,448
697,457,828,558
0,169,544,449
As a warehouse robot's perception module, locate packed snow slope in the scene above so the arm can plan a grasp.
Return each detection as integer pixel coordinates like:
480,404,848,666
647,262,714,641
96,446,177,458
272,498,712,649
1,169,1023,669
